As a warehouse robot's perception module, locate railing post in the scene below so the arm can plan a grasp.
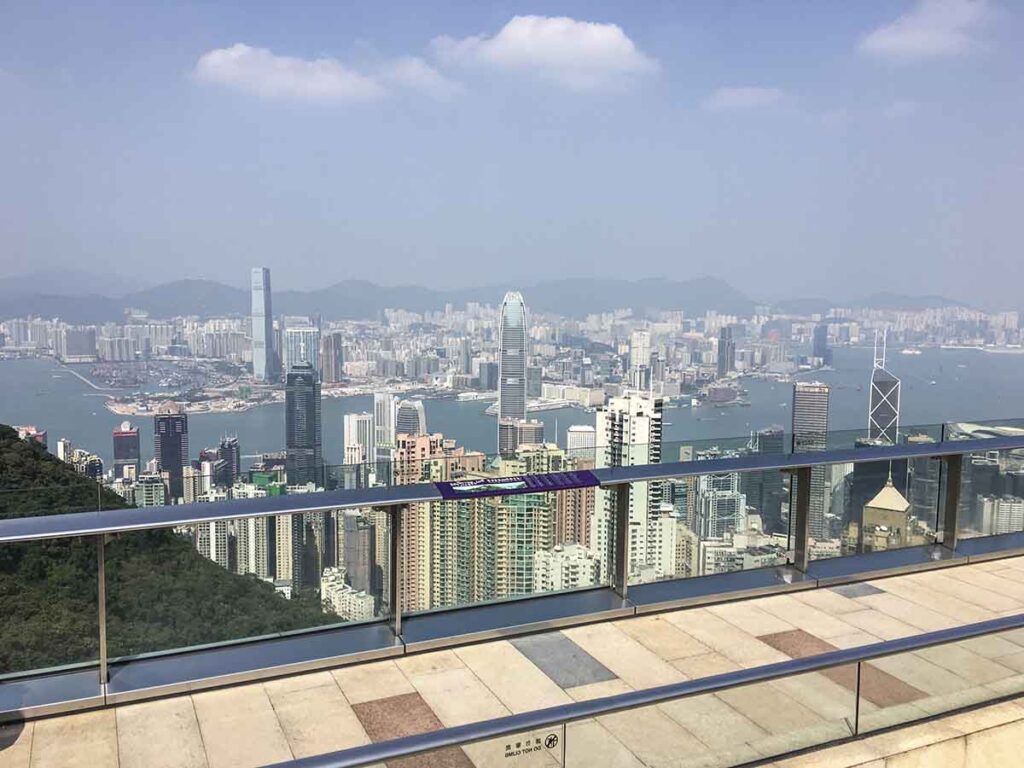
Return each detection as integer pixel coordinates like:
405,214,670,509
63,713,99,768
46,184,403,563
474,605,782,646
791,466,812,572
612,483,630,599
853,661,862,736
96,534,108,692
389,504,403,638
941,454,963,552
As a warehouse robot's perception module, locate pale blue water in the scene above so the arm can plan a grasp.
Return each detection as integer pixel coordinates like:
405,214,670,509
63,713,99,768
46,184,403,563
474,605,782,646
2,346,1024,468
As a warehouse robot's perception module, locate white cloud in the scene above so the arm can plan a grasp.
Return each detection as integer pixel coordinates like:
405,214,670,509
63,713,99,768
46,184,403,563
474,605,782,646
859,0,990,61
431,15,657,91
193,44,459,103
702,86,784,113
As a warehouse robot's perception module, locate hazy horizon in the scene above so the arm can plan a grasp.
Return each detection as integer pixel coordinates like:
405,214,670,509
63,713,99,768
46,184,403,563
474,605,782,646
3,1,1023,304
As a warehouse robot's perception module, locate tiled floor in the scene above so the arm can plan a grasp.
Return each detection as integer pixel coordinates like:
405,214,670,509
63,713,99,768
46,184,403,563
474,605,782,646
6,556,1024,768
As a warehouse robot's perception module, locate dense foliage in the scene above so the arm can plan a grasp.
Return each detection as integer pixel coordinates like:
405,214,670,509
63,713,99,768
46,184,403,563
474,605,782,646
0,424,332,674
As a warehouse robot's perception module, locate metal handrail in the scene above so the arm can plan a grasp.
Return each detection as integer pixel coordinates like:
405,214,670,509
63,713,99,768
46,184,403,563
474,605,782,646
2,433,1022,544
267,612,1024,768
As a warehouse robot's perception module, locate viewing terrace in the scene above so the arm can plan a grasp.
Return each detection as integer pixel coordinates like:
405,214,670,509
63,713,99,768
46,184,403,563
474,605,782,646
4,420,1024,766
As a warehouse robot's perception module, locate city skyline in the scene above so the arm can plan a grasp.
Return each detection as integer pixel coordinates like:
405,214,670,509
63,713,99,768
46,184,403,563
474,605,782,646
2,2,1023,304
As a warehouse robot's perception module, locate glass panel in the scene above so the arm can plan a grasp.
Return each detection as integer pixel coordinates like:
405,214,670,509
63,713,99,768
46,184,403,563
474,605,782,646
0,538,99,677
105,507,390,661
566,669,856,767
858,628,1024,734
954,447,1024,540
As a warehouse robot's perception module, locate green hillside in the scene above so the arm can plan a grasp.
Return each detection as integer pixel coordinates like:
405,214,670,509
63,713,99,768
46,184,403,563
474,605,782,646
0,424,332,674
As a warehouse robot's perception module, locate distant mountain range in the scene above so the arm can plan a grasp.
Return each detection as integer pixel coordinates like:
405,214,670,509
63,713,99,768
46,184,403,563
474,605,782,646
0,273,974,324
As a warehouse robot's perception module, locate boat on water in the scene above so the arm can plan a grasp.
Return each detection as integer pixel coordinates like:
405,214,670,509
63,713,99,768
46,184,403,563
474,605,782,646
900,348,923,356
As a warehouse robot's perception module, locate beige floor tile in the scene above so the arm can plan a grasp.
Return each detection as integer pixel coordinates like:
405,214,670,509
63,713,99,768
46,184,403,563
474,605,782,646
836,609,920,640
708,601,797,636
870,653,970,697
562,623,685,690
192,685,293,768
671,650,740,678
464,734,558,768
407,667,509,727
332,659,415,704
116,697,208,768
30,710,118,768
661,609,788,667
718,682,824,735
854,593,959,632
597,706,711,766
773,672,859,721
267,681,370,758
792,589,865,616
991,649,1024,673
658,693,767,749
565,679,632,702
964,719,1024,767
261,671,335,697
942,568,1024,603
917,644,1015,685
750,719,856,763
396,649,465,677
0,722,33,768
615,615,712,661
878,579,996,624
827,630,883,649
907,573,1020,614
565,719,643,768
456,642,571,713
958,634,1023,660
755,595,860,640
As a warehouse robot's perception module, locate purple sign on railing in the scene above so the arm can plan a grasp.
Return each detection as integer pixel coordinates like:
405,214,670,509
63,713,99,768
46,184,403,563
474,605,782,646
435,469,599,500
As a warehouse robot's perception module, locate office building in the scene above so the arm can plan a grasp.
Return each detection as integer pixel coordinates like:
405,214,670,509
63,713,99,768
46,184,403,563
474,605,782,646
320,332,345,384
343,412,375,466
498,291,528,452
154,403,189,501
566,424,596,460
717,327,736,379
792,382,830,539
112,421,141,481
218,436,241,486
812,323,832,366
283,324,321,376
395,399,426,436
285,362,322,487
250,267,277,382
869,330,901,445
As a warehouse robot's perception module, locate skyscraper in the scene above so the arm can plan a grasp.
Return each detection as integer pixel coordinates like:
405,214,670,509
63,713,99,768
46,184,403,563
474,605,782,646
395,399,426,436
320,332,345,384
792,382,831,539
812,324,832,366
112,421,140,480
593,393,664,581
250,267,276,382
154,403,188,501
869,330,901,444
498,291,528,453
283,323,321,376
285,361,322,486
629,329,651,390
741,426,786,534
218,436,241,485
717,327,736,379
343,412,375,465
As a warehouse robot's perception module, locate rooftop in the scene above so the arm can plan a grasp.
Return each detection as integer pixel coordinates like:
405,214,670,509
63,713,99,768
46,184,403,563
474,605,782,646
5,554,1024,767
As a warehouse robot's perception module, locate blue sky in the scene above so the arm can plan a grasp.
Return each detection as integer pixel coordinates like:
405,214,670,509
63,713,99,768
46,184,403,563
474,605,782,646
1,1,1022,306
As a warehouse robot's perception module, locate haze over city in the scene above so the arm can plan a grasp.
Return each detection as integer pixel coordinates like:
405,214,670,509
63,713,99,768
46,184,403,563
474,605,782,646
2,0,1023,304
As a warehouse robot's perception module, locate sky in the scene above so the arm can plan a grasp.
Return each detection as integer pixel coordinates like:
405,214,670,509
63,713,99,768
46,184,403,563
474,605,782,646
1,0,1022,306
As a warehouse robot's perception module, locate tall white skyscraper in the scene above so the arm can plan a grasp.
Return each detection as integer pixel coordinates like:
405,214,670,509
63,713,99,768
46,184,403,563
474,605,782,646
592,393,664,582
343,412,375,466
498,291,528,453
793,381,831,539
250,267,276,382
869,330,901,445
373,392,398,460
629,329,651,389
566,424,596,460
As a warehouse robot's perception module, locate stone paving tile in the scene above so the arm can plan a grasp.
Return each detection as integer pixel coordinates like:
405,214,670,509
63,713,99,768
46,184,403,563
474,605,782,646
405,667,509,727
192,684,293,768
756,595,861,640
718,683,824,736
878,578,996,623
267,679,371,759
564,678,632,702
671,650,741,678
597,706,711,766
0,721,32,768
837,609,921,640
614,615,714,661
332,659,415,705
945,568,1024,603
661,608,789,667
826,630,883,649
395,649,465,678
759,629,924,708
564,720,643,768
562,622,685,690
115,696,208,768
510,632,616,689
30,710,118,768
916,644,1016,685
830,582,884,598
261,670,335,696
869,654,972,697
708,601,796,637
658,693,768,749
853,593,960,632
456,642,571,713
905,573,1019,614
793,588,865,616
352,692,472,768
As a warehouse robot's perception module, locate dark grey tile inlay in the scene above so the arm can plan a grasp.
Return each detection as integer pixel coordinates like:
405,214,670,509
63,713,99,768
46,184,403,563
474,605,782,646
830,582,884,598
511,632,616,689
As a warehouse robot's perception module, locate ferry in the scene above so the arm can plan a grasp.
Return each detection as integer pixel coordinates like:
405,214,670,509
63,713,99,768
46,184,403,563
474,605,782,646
900,348,923,356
